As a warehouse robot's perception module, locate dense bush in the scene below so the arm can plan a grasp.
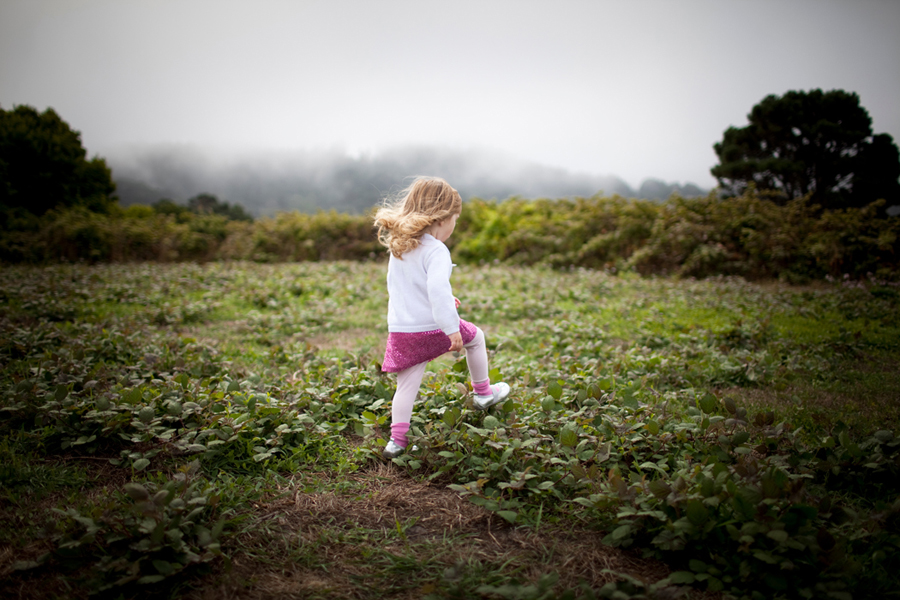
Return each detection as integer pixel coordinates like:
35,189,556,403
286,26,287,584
451,195,657,268
0,206,381,264
1,191,898,281
628,193,900,281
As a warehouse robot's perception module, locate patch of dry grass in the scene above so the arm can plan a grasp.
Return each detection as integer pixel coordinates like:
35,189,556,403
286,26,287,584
183,462,697,600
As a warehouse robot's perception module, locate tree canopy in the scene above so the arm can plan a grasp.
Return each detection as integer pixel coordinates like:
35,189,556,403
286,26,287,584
150,194,253,222
0,105,117,214
186,193,253,221
711,89,900,211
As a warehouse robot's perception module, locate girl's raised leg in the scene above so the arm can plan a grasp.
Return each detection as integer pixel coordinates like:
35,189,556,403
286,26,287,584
464,327,510,408
463,327,491,395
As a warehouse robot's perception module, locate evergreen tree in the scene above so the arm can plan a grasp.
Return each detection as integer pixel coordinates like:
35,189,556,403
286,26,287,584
186,193,253,221
711,89,900,211
0,105,117,214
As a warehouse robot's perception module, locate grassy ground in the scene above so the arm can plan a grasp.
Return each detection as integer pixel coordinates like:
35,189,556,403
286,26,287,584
1,261,898,599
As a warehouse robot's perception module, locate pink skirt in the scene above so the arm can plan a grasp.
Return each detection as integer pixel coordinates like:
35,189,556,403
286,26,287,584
382,319,478,373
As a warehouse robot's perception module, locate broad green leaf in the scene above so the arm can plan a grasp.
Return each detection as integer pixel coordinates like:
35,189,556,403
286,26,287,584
11,560,41,572
133,458,151,471
125,388,143,404
123,483,150,501
496,510,517,524
874,430,894,443
153,560,175,575
559,428,578,448
596,442,611,463
668,571,695,584
648,479,671,499
767,530,788,543
838,430,852,448
688,559,708,573
753,550,780,564
698,392,717,414
211,517,225,539
483,415,501,429
442,407,461,427
547,380,563,400
54,384,68,402
138,406,155,423
686,500,709,525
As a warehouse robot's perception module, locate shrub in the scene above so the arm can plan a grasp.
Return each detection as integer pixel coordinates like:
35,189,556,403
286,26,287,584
1,193,897,282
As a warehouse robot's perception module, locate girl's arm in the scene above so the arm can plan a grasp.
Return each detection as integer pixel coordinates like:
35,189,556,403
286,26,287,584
424,246,460,335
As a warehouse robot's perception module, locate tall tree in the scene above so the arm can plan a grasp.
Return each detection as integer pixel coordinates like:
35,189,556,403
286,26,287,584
711,89,900,211
186,193,253,221
0,105,117,214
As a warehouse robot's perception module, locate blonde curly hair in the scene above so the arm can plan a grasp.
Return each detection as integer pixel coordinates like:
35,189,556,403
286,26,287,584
373,177,462,258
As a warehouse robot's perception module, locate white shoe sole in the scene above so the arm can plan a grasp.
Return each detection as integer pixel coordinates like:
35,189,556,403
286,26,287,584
383,440,404,459
473,382,510,410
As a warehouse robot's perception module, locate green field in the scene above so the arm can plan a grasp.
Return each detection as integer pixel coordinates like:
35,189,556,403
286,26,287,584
1,261,898,599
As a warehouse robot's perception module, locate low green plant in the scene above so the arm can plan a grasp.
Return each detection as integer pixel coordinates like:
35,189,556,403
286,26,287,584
21,464,227,592
1,261,898,599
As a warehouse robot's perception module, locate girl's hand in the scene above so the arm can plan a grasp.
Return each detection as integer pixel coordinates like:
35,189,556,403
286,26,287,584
448,332,463,352
454,297,461,309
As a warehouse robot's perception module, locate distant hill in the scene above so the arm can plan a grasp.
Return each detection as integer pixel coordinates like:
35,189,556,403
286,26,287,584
108,145,709,215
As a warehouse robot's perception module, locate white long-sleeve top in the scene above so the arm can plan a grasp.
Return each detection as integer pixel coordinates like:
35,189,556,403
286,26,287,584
386,233,460,335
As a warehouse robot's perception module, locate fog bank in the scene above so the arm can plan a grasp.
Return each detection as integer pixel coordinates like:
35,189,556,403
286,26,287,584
110,145,708,215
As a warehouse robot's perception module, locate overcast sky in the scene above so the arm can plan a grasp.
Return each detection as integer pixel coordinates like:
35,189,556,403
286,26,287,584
2,0,898,189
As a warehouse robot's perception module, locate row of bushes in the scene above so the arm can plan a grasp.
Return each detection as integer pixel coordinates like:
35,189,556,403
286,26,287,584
0,205,380,264
452,192,900,281
2,191,898,281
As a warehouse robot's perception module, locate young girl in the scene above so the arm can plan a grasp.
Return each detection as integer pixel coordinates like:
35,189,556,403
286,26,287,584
374,176,510,459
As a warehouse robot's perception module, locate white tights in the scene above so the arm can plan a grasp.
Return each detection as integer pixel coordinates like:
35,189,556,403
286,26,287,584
391,327,489,426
